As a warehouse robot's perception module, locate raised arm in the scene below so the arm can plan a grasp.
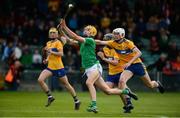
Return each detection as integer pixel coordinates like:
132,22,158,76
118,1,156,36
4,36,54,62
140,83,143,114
60,19,85,43
60,30,78,45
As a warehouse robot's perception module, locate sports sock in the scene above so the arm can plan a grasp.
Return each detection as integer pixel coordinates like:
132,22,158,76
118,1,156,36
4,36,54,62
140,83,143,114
73,96,78,102
122,89,129,94
126,97,131,105
91,101,96,106
46,90,52,97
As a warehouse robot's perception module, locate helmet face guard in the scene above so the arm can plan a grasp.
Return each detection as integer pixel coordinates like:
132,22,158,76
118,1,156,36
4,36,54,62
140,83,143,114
112,28,125,39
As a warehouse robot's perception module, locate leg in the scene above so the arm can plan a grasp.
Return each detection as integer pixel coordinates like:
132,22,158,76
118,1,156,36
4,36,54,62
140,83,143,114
119,70,133,89
59,75,77,97
106,73,133,113
118,82,134,113
86,70,100,113
38,69,52,92
106,82,114,88
37,69,55,107
117,82,128,106
95,76,137,100
95,76,124,95
106,82,128,97
140,71,158,88
119,70,138,100
59,75,81,110
86,70,100,101
140,71,164,93
106,81,132,113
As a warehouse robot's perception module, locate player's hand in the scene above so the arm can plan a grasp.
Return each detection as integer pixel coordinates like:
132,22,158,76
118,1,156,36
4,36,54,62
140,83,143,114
60,36,67,45
44,47,48,51
46,48,52,54
43,59,48,64
60,19,66,27
97,51,105,59
123,62,131,69
58,19,64,29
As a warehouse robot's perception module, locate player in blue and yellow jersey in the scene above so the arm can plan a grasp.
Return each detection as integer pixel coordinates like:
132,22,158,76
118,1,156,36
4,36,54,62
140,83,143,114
96,28,165,94
97,33,134,113
60,19,138,113
38,27,81,110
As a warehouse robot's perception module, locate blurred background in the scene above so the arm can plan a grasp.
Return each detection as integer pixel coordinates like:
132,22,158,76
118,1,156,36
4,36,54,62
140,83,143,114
0,0,179,92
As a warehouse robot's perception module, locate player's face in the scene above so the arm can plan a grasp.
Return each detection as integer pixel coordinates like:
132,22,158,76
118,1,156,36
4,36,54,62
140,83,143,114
113,32,123,41
83,28,90,37
49,32,58,39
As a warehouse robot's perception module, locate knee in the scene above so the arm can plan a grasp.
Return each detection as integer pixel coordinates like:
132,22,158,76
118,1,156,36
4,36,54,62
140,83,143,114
146,83,154,89
104,89,111,95
119,77,126,85
37,78,43,83
86,80,93,87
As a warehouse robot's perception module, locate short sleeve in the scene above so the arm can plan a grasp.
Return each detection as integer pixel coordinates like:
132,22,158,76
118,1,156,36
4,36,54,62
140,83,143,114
56,40,63,51
85,38,94,45
45,41,50,49
127,40,136,50
106,40,114,48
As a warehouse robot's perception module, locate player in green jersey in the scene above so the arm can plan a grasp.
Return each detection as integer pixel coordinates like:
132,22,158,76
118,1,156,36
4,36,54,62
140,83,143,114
60,19,137,113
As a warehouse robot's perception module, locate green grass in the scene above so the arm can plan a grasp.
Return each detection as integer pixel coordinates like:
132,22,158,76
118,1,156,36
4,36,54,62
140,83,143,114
0,91,180,117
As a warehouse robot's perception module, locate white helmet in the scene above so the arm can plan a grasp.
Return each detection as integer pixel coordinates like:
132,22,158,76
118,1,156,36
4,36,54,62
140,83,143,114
112,28,125,37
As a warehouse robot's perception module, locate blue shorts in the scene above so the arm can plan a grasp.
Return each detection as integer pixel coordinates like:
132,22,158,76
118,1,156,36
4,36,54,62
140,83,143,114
46,68,66,78
106,73,121,84
125,63,146,76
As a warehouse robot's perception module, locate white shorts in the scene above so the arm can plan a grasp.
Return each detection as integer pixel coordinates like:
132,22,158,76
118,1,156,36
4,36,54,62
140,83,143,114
85,63,103,77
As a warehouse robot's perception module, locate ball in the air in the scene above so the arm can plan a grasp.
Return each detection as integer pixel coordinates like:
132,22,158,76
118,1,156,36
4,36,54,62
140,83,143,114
68,4,73,8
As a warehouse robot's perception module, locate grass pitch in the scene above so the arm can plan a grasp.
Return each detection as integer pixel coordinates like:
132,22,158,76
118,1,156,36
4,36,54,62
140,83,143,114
0,91,180,117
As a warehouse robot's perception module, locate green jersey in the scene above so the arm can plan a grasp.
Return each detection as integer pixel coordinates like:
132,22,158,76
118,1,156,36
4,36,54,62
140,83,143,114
79,38,98,69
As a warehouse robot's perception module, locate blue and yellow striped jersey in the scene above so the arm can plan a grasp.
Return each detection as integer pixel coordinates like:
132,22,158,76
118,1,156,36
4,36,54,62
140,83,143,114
103,46,124,75
45,39,64,70
107,39,142,65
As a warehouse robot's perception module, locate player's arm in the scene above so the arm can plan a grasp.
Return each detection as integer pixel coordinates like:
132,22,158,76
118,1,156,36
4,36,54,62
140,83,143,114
97,51,118,66
68,38,79,45
61,30,79,45
129,47,142,64
60,19,85,43
95,40,109,45
42,47,47,59
47,48,63,56
42,46,48,64
96,33,114,45
103,57,119,66
124,46,142,69
61,36,78,45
